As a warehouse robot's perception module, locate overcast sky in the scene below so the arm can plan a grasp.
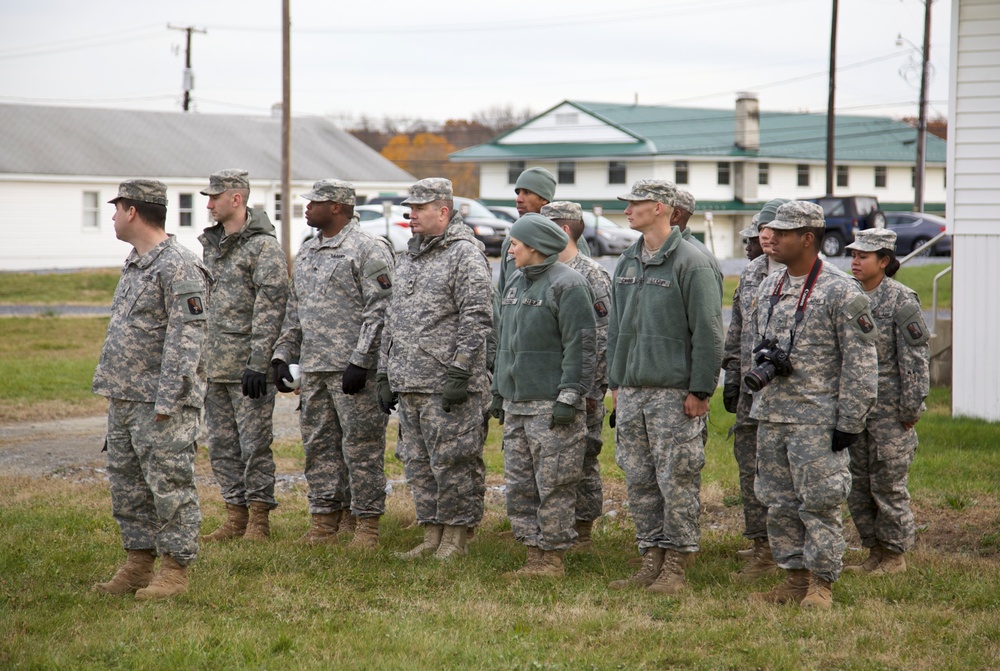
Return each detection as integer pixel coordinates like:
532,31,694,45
0,0,951,127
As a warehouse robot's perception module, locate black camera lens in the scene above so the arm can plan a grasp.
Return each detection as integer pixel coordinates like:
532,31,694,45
744,361,777,393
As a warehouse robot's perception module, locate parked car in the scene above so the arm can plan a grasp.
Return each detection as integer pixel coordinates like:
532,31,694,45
806,195,886,257
363,194,408,206
885,211,951,256
453,196,511,256
303,204,412,253
582,212,641,256
486,205,520,223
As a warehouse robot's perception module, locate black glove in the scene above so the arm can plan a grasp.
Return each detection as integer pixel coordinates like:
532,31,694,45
609,409,616,428
376,372,397,414
490,393,505,425
241,368,268,399
341,363,369,395
550,401,576,429
441,366,472,412
272,359,294,393
723,381,740,414
832,429,861,452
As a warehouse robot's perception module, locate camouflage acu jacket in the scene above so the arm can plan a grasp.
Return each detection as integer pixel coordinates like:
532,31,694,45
199,208,288,382
92,236,210,416
565,252,611,398
272,219,393,373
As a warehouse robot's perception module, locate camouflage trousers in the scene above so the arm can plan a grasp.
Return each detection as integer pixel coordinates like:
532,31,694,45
203,382,277,509
300,371,387,518
575,396,606,523
847,417,917,555
755,422,851,583
504,406,586,551
615,387,705,553
106,400,201,566
396,391,486,527
733,398,768,540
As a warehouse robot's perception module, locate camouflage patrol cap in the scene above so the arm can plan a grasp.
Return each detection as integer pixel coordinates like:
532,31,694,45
301,179,355,205
402,178,453,205
200,169,250,196
739,213,761,239
617,179,678,206
846,228,897,252
108,179,168,206
675,189,696,213
540,201,583,221
763,200,825,230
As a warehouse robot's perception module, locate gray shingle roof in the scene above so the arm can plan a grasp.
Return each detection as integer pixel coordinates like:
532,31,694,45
0,104,414,182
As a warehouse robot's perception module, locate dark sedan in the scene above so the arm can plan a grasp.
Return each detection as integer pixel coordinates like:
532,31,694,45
885,212,951,256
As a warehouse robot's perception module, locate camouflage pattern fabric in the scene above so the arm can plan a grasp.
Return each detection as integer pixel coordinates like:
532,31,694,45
576,393,606,523
200,169,250,195
617,179,679,206
615,387,705,554
106,401,201,566
109,179,168,206
503,406,586,550
681,227,724,298
755,422,851,582
396,392,488,527
203,383,277,508
299,371,387,517
732,423,767,540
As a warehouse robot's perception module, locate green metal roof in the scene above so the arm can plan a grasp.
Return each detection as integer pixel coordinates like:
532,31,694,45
452,100,947,164
478,197,946,215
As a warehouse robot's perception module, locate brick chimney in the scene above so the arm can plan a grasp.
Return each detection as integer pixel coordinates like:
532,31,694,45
735,92,760,152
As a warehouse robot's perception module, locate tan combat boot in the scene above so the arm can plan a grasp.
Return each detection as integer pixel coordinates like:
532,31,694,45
844,545,885,574
434,525,468,560
737,545,756,561
736,538,779,579
93,549,156,595
296,511,343,545
348,516,380,549
749,568,811,605
572,520,594,552
800,574,833,609
870,549,906,576
395,523,444,559
201,503,249,542
503,545,544,579
520,550,565,578
243,502,271,541
648,550,687,595
135,555,188,601
609,547,665,590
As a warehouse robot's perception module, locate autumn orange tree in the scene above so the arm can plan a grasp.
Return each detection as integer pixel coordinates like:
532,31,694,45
380,132,479,197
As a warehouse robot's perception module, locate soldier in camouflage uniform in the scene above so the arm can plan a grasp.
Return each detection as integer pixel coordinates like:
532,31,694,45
607,180,724,596
844,228,929,576
672,189,723,297
272,180,393,548
748,201,878,609
92,180,210,601
378,178,493,561
721,198,788,575
198,169,288,543
542,201,611,551
492,213,597,578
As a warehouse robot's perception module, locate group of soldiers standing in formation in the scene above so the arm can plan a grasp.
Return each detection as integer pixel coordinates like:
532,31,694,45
90,165,929,610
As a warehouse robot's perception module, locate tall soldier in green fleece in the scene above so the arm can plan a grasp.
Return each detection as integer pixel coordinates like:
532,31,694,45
492,213,597,578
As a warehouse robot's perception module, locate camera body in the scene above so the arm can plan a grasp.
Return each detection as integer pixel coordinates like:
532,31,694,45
743,337,793,392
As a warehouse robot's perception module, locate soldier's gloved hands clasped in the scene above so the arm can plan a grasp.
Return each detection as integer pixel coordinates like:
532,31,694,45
832,429,861,452
341,363,369,395
608,409,616,428
272,359,294,393
723,381,740,414
242,368,268,399
376,372,397,414
441,365,472,412
550,401,576,429
490,393,505,425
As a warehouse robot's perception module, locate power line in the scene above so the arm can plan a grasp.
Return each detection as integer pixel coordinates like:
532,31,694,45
0,27,164,61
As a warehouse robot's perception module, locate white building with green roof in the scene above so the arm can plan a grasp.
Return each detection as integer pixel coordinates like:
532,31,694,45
452,95,947,259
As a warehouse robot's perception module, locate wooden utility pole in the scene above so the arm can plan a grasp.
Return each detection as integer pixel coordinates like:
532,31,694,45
281,0,292,269
914,0,932,212
825,0,838,196
167,24,206,112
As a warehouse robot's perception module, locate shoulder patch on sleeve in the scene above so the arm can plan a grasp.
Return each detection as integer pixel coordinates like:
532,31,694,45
174,279,207,322
843,294,876,342
362,257,392,293
594,300,608,318
174,279,202,295
895,301,929,346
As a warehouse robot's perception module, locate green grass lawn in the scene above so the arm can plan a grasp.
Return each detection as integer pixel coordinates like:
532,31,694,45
0,268,120,305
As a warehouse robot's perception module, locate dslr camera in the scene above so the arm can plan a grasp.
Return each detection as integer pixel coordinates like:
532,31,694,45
743,337,793,392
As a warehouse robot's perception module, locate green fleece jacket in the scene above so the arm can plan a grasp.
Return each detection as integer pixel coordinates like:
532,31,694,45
607,227,724,394
493,256,597,404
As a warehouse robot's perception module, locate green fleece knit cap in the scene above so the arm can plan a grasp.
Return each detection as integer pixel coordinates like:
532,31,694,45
514,167,557,202
509,213,569,256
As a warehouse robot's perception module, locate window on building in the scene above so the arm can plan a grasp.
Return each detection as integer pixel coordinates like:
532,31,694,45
555,112,579,125
717,162,731,186
608,161,627,185
797,164,810,187
836,165,849,188
275,193,283,221
675,160,689,185
178,193,193,227
508,161,525,185
82,191,100,229
758,163,769,186
875,166,887,188
557,161,575,185
294,204,304,218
